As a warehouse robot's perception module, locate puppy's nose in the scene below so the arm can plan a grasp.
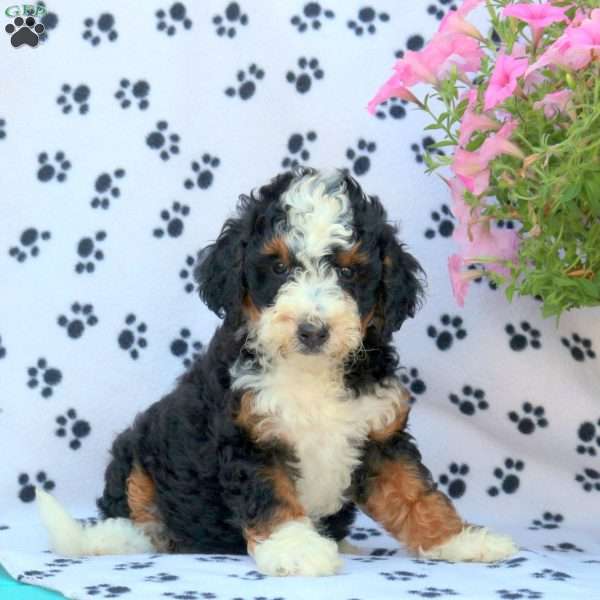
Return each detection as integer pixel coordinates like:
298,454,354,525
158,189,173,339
297,322,330,351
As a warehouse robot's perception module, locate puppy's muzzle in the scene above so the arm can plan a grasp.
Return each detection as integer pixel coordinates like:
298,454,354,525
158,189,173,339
297,322,330,353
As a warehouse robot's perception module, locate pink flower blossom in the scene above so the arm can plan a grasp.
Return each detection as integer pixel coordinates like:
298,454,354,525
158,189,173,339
439,11,484,40
456,0,484,16
424,31,484,78
502,3,568,40
533,89,573,118
446,176,472,223
480,120,524,161
458,90,500,145
484,51,528,110
448,254,471,306
453,218,520,264
367,73,420,115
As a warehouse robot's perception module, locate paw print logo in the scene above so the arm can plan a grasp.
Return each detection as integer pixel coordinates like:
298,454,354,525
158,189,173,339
115,79,150,110
0,118,5,139
411,136,445,164
213,2,248,37
170,328,203,368
449,385,488,416
291,2,334,32
55,409,91,450
57,302,98,339
27,358,62,398
575,467,600,492
374,97,407,120
487,458,525,496
427,0,458,21
544,542,584,553
532,569,571,581
496,589,541,600
180,255,196,293
349,526,382,541
427,314,467,351
84,584,131,598
286,57,324,93
153,202,190,238
438,463,469,499
5,15,44,47
282,131,317,168
118,314,148,360
225,63,265,100
146,120,181,161
184,154,220,190
400,367,426,405
347,7,389,36
425,205,455,239
577,418,600,456
407,588,458,598
9,227,51,262
56,83,90,115
529,512,563,530
561,333,596,362
156,3,192,36
75,231,106,274
18,471,55,503
380,570,427,581
144,572,179,582
395,34,425,58
82,13,118,45
345,138,376,177
508,402,548,434
37,151,71,182
505,321,541,351
91,169,125,209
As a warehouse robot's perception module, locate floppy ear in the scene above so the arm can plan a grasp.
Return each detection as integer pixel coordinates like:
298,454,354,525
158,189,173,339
377,224,425,337
194,215,246,326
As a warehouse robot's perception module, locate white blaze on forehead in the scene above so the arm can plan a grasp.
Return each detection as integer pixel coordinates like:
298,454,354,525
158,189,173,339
280,170,353,262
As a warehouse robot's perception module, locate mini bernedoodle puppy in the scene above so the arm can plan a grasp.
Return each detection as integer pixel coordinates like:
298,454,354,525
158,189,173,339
38,167,517,576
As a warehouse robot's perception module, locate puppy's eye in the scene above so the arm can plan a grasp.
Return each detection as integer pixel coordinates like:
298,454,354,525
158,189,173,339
337,266,355,280
273,261,289,275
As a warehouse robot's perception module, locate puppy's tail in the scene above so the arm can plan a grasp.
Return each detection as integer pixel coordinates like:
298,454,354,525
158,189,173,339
36,488,154,556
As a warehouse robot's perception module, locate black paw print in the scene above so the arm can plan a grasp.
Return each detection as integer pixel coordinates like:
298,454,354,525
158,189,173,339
184,154,220,190
180,255,196,293
286,57,324,93
449,385,488,415
529,512,563,530
164,592,217,600
213,2,248,37
532,568,571,581
228,570,266,581
195,555,242,563
21,568,61,580
427,314,467,351
0,335,6,360
18,471,55,503
27,358,62,398
425,205,455,239
488,458,525,496
408,588,458,598
82,13,117,45
505,322,541,351
380,570,427,582
225,63,265,100
411,136,445,164
468,264,498,290
56,83,90,115
281,131,317,168
400,367,426,405
58,302,98,339
508,402,548,434
9,227,51,262
395,34,425,58
496,590,541,600
438,463,469,499
5,15,44,47
115,79,150,110
347,7,389,36
156,3,192,36
114,561,154,570
75,231,106,274
144,572,178,582
170,328,203,368
0,118,5,139
346,139,376,177
55,408,91,450
577,418,600,456
349,526,382,541
487,557,527,570
575,467,600,492
118,314,148,360
562,333,596,362
84,584,131,598
153,202,190,238
544,542,584,553
38,2,58,42
427,0,458,21
37,151,71,182
91,169,125,209
146,121,181,161
374,97,408,120
291,2,334,32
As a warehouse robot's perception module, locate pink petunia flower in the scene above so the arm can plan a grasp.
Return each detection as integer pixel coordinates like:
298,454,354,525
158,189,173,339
453,218,520,264
502,3,568,42
533,89,573,118
484,51,528,110
452,149,492,195
424,31,484,78
480,120,524,161
458,89,500,146
439,11,484,40
446,176,472,223
448,254,471,307
367,73,420,114
456,0,484,16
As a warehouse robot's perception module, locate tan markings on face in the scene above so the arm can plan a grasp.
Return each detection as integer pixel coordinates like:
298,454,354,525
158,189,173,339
336,241,369,268
383,255,393,269
243,466,305,555
127,465,159,525
262,236,291,267
243,294,261,322
368,396,409,442
362,461,463,553
360,307,375,337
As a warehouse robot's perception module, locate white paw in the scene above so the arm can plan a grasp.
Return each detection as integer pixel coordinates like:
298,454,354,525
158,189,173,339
420,526,518,563
253,519,342,576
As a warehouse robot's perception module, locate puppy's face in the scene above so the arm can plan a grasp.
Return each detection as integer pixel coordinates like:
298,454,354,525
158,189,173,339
196,169,424,364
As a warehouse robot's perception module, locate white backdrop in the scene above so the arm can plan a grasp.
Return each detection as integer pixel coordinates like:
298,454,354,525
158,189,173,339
1,1,599,598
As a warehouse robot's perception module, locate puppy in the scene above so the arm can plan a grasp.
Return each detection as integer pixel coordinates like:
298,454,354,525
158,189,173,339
38,167,517,575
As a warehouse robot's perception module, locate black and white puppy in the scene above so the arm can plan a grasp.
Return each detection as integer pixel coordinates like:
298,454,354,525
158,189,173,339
38,168,516,575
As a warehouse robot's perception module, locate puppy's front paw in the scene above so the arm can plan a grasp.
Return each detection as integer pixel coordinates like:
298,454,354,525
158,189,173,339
253,519,342,576
420,526,518,563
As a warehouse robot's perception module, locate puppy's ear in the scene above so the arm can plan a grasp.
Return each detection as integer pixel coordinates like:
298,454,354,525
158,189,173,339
194,215,246,325
377,224,425,337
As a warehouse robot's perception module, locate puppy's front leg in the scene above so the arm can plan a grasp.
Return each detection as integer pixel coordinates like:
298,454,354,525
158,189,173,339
355,430,517,562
